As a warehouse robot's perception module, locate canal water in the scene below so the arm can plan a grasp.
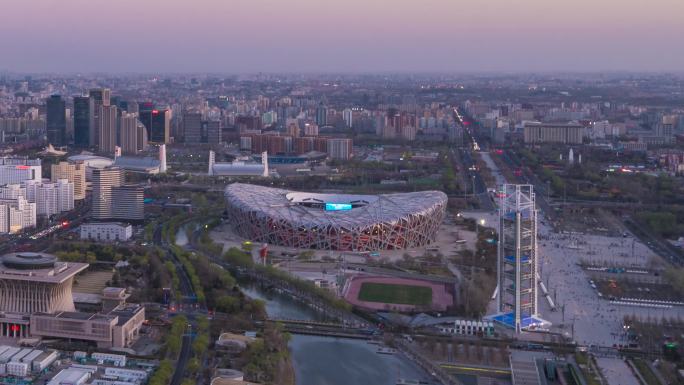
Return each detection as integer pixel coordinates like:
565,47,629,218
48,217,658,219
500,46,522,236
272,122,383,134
174,223,193,247
177,231,436,385
240,281,435,385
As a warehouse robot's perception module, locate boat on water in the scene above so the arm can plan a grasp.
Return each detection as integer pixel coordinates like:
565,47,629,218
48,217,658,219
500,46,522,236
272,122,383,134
396,379,429,385
377,347,398,354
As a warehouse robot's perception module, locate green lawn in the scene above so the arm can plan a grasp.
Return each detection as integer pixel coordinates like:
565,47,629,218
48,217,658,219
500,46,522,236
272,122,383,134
358,282,433,306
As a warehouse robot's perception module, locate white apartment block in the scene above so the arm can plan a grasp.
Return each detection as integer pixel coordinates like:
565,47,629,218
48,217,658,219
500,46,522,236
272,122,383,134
80,223,132,242
327,138,353,160
0,196,36,234
51,161,86,200
0,184,25,200
23,179,74,217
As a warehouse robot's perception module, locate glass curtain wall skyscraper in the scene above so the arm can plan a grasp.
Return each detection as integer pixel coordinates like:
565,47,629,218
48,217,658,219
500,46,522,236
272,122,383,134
46,95,66,146
73,96,94,147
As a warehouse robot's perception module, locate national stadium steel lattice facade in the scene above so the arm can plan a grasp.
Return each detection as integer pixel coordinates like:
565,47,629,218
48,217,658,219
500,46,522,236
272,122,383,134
224,183,448,251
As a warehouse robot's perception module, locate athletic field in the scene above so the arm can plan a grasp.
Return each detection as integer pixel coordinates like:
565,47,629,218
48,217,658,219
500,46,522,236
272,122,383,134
343,275,453,312
358,282,432,306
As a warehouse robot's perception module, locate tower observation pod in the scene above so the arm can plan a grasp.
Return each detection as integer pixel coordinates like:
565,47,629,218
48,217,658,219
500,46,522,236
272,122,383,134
491,184,548,333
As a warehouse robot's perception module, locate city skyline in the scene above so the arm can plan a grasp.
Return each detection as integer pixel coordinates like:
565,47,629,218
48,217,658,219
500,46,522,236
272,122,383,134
1,0,683,73
1,0,684,379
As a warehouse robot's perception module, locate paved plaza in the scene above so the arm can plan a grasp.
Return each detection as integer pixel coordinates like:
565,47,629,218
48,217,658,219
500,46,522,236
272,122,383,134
595,357,640,385
532,220,684,346
466,155,684,347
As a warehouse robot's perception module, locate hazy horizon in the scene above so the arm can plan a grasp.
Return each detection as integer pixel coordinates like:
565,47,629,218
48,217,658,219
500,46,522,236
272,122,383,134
2,0,683,73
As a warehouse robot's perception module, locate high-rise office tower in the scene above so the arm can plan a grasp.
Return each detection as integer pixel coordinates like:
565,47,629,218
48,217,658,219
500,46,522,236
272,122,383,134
139,107,170,144
304,123,319,136
494,184,545,333
46,95,66,146
89,88,111,106
91,167,123,220
125,101,139,114
182,112,202,143
203,120,221,143
326,138,353,160
136,121,149,151
286,122,300,137
119,113,147,154
98,105,118,153
119,113,136,153
89,88,111,146
110,96,121,110
51,161,86,200
315,103,328,126
73,96,94,147
343,108,353,128
111,185,144,221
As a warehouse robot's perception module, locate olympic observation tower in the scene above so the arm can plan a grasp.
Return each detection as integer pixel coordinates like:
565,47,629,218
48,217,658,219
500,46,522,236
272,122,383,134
491,184,548,333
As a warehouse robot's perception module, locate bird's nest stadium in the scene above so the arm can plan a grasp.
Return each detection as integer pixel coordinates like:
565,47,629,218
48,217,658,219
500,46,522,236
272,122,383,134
224,183,448,251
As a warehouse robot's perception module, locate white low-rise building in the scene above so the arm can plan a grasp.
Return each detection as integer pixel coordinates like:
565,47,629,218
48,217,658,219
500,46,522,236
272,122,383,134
438,319,494,336
0,347,21,363
10,348,32,362
32,350,58,372
47,368,92,385
91,352,126,367
103,367,148,381
6,361,28,377
80,223,133,242
21,349,42,365
91,380,137,385
0,346,57,373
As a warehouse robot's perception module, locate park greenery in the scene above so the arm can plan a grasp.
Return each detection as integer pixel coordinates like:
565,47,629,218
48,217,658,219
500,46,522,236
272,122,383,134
507,145,684,239
664,267,684,298
440,150,461,194
50,242,141,264
147,316,188,385
147,360,175,385
238,322,294,385
223,247,352,312
50,242,176,303
451,227,498,317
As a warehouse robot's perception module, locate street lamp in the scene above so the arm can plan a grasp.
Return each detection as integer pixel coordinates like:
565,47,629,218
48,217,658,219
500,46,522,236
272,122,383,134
476,218,486,233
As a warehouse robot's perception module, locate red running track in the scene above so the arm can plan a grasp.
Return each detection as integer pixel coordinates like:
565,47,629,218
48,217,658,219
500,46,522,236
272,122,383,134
343,275,453,312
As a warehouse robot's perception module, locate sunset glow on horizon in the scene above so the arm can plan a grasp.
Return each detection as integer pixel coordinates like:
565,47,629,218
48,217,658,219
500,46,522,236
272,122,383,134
2,0,683,73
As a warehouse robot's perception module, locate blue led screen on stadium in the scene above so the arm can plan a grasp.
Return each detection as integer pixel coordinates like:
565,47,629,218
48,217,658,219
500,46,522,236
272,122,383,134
325,203,352,211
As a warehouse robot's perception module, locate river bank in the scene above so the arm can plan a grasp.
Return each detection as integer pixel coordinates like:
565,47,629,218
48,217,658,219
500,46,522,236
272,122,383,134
240,281,437,385
177,219,436,385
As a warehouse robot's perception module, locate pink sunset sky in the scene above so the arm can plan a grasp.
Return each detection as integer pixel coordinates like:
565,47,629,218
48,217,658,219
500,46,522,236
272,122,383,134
1,0,682,73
